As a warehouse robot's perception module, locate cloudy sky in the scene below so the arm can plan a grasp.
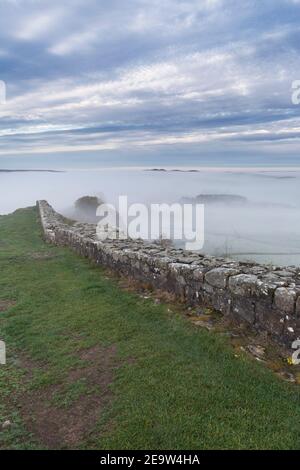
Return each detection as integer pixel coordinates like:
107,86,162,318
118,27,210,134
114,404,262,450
0,0,300,166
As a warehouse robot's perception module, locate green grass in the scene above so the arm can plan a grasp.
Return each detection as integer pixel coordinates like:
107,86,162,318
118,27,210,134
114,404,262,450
0,207,300,449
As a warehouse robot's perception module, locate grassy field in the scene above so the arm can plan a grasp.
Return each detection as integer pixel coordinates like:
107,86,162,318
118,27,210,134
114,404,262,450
0,207,299,450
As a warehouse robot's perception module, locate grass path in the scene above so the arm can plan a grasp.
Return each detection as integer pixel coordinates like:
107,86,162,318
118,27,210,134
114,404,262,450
0,207,299,450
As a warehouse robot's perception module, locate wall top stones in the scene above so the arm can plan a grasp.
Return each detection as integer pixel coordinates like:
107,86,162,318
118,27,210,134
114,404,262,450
37,200,300,345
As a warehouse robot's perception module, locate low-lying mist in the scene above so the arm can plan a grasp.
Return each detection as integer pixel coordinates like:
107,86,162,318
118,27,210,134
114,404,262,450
1,167,300,267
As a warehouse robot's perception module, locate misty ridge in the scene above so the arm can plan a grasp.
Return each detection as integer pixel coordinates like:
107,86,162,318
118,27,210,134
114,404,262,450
1,167,300,267
180,193,293,209
0,169,63,173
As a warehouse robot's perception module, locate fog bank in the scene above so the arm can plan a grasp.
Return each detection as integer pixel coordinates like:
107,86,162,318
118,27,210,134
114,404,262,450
1,167,300,267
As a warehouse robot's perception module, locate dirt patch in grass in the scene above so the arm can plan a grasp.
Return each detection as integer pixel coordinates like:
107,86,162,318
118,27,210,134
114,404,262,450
19,344,119,449
0,300,16,312
28,251,56,260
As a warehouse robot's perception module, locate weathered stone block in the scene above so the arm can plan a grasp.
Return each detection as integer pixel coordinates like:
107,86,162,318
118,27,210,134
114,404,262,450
193,268,204,282
208,290,231,315
274,287,296,314
205,267,240,289
228,274,258,297
230,298,255,324
296,296,300,318
255,303,284,338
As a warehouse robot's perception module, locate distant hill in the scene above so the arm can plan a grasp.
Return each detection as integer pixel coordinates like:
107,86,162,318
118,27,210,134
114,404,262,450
181,194,248,205
0,169,64,173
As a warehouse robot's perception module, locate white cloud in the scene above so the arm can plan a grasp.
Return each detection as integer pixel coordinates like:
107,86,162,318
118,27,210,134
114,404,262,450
49,30,98,56
1,0,300,157
15,10,63,40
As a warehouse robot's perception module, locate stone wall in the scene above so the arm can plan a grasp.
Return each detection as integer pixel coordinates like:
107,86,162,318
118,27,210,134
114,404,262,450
37,200,300,346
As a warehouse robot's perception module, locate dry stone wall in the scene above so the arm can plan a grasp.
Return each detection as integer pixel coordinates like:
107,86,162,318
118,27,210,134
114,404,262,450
37,200,300,346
